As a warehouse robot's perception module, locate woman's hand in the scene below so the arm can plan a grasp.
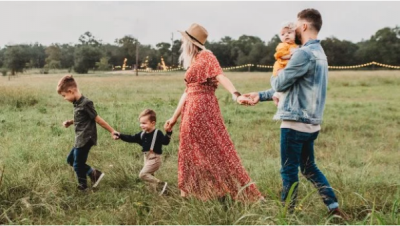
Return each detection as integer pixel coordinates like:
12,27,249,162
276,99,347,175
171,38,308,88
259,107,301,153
164,117,177,131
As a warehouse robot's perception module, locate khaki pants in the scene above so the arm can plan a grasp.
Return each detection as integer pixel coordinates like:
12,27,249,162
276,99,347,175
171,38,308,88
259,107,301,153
139,152,162,187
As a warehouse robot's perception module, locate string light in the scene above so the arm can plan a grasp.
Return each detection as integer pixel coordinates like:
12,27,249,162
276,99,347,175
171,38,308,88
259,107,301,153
116,61,400,73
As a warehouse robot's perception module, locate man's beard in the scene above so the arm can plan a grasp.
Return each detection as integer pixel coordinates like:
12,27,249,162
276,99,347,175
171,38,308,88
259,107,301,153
295,33,302,45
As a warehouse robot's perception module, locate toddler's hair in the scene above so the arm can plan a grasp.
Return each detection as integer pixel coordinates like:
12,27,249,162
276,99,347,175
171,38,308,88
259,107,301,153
139,109,157,122
280,22,297,31
57,75,77,94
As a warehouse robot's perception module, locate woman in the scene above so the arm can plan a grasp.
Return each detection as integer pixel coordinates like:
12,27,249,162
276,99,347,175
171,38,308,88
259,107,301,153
164,23,263,202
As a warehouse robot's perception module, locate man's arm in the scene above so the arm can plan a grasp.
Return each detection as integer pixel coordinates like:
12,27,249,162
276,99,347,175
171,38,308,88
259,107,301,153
271,49,311,92
258,88,276,101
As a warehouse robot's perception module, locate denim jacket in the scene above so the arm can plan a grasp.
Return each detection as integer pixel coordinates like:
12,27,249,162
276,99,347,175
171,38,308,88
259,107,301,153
259,39,328,125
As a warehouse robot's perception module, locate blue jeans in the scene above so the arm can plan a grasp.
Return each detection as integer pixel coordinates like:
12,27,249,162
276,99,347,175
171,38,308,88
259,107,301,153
67,140,94,188
280,128,338,210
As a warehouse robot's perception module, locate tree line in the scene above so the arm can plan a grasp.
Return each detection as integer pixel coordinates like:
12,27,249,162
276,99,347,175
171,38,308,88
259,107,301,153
0,26,399,75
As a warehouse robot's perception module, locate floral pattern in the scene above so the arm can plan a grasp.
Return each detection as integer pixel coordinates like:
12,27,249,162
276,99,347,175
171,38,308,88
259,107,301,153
178,50,262,202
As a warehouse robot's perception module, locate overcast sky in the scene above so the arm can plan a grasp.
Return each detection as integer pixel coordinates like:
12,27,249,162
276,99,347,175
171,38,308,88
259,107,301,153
1,1,399,47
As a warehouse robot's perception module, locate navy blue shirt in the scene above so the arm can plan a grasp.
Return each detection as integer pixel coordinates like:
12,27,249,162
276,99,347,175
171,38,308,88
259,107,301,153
118,129,172,155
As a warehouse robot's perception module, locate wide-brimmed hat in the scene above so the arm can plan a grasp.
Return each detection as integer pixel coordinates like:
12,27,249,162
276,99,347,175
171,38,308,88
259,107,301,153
179,23,208,50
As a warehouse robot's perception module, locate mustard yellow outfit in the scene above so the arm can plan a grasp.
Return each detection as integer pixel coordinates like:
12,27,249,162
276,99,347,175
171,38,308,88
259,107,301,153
272,42,298,76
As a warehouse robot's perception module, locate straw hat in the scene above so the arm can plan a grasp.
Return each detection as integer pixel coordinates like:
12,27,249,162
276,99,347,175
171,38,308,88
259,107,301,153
179,23,208,50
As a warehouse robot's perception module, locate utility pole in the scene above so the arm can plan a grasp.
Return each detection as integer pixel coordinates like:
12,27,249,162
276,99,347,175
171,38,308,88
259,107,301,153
136,40,139,76
171,32,174,67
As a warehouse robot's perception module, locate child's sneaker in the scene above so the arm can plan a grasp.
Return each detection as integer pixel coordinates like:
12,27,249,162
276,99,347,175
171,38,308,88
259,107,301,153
158,182,168,195
90,169,105,188
328,208,350,221
77,184,88,191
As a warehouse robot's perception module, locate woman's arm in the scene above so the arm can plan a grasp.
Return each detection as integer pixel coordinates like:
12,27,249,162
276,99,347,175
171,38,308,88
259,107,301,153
216,74,237,94
216,74,249,104
164,92,187,131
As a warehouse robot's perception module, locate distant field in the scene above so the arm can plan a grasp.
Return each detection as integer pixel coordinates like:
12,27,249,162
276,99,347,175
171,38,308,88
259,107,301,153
1,70,400,224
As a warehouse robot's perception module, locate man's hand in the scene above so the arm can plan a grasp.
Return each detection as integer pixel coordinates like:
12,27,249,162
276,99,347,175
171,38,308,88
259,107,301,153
242,92,260,105
63,120,73,128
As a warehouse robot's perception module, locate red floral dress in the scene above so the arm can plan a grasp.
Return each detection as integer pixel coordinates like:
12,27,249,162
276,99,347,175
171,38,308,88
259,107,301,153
178,50,262,202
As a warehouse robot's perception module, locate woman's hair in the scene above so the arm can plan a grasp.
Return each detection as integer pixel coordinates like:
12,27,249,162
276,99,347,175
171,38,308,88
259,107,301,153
179,36,202,69
57,75,77,94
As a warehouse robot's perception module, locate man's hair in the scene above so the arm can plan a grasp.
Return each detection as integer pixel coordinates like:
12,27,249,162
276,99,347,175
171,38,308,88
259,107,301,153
139,109,157,122
57,75,78,94
297,8,322,32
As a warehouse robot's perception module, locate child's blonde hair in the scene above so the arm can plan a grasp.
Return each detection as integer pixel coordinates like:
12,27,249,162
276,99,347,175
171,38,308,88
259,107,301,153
139,109,157,122
57,75,78,94
280,22,297,32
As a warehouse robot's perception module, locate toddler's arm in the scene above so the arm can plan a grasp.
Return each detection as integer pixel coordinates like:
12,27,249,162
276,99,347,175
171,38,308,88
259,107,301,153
114,131,142,144
161,130,173,145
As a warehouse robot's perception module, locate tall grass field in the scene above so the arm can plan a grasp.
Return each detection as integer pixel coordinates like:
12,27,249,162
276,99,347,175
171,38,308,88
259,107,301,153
1,70,400,224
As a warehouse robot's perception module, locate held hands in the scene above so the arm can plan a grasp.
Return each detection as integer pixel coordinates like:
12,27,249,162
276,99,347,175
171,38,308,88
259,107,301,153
62,120,73,128
237,92,260,106
112,131,120,140
164,117,177,132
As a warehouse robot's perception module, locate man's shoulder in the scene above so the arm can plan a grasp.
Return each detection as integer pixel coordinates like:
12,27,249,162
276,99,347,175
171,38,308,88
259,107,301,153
292,47,311,60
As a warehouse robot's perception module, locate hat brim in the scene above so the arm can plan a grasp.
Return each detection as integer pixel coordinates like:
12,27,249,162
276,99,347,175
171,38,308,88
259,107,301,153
179,30,206,50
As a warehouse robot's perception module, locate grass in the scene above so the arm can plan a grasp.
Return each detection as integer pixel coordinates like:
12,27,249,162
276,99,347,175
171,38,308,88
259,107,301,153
0,70,400,224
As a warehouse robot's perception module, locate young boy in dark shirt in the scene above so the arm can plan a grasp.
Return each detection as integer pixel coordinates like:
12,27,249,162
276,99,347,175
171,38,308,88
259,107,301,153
113,109,172,195
57,75,118,191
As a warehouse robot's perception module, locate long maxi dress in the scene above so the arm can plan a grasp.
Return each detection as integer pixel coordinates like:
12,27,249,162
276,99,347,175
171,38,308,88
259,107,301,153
178,50,262,202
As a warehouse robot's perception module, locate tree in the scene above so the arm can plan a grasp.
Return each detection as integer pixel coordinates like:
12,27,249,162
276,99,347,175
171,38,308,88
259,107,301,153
321,37,359,66
171,39,181,67
60,44,75,71
355,26,400,65
0,47,5,68
45,44,62,70
74,45,103,74
206,36,236,67
156,42,171,65
28,43,46,68
95,57,111,71
4,45,30,75
233,35,264,65
79,31,102,47
102,44,122,68
115,35,138,67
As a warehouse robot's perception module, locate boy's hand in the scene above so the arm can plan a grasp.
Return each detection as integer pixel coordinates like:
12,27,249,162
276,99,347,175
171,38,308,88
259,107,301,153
112,131,120,140
63,120,73,128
